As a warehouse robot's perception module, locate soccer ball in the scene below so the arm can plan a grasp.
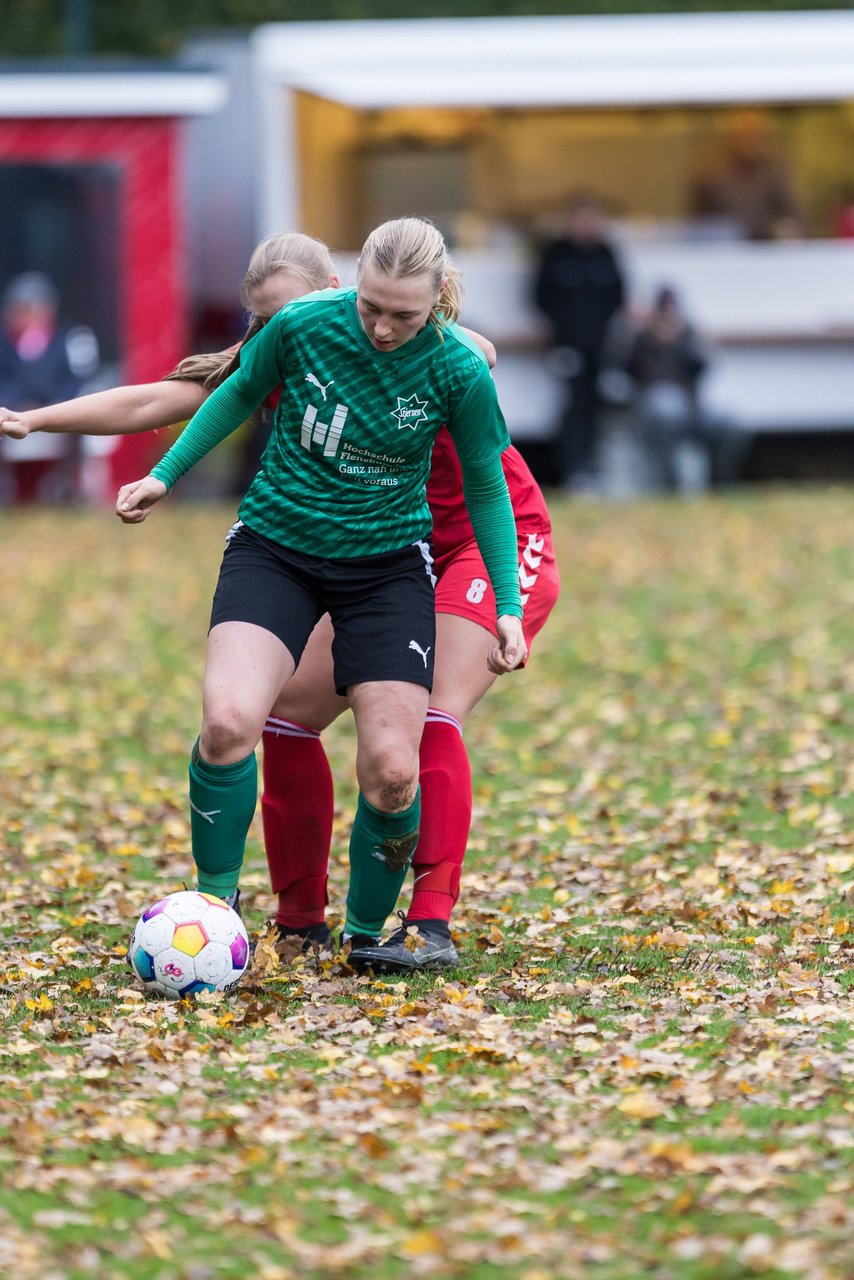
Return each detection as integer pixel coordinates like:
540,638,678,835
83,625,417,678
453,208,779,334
128,890,250,999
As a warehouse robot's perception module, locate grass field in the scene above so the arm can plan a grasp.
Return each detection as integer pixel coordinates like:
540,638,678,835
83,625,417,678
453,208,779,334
0,488,852,1280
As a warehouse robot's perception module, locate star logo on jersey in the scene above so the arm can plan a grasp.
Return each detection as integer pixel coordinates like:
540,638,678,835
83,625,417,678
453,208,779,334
391,394,429,431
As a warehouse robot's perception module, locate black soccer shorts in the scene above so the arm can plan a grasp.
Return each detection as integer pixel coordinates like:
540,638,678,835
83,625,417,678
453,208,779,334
209,522,436,694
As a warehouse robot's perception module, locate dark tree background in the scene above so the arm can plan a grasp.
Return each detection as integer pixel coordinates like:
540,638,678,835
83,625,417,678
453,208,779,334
2,0,851,60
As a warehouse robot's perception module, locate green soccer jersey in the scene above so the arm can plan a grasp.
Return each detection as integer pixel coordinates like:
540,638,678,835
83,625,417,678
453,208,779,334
151,288,522,616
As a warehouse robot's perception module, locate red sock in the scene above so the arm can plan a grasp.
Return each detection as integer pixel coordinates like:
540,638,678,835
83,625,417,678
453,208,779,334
262,717,332,929
408,710,471,923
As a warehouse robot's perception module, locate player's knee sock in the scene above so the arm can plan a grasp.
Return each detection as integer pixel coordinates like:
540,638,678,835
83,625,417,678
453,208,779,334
345,789,421,937
407,710,471,923
262,717,332,929
189,740,258,899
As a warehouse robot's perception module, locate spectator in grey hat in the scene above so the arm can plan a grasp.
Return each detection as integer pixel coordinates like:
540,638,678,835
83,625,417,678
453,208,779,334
2,270,60,312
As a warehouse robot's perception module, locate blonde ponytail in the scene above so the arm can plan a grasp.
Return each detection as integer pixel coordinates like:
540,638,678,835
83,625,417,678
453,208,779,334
164,232,335,390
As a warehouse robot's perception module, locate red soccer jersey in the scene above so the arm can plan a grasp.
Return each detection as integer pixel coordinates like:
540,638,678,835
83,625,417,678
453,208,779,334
426,425,551,559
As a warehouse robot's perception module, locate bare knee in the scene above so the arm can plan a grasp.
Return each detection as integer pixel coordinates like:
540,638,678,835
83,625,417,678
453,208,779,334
200,706,259,764
377,770,418,813
359,753,418,812
350,681,427,811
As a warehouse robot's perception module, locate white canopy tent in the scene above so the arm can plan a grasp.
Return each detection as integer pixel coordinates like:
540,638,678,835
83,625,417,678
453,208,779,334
182,12,854,444
253,11,854,108
249,10,854,233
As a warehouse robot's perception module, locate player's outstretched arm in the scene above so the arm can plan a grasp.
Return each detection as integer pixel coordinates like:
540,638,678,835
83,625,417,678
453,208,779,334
488,615,528,674
0,380,208,440
0,408,34,439
115,475,168,524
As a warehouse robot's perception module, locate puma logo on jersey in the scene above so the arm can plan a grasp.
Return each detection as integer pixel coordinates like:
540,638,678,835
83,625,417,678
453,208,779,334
409,640,432,667
305,372,334,401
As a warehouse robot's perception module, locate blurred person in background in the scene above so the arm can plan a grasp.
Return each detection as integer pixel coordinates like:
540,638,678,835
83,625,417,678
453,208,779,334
533,193,626,493
0,271,98,504
831,184,854,239
623,284,750,494
688,110,803,242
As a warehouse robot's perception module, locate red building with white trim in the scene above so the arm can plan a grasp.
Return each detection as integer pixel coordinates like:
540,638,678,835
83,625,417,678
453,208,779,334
0,66,226,491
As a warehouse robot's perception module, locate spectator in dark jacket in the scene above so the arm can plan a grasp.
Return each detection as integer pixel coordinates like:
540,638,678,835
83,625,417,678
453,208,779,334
625,285,749,492
0,272,95,504
533,195,625,490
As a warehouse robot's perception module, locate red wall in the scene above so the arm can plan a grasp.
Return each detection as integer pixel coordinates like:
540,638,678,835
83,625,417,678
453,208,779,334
0,116,188,489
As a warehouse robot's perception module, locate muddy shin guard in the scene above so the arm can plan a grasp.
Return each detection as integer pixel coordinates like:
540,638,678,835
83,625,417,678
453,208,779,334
345,790,421,936
189,740,258,899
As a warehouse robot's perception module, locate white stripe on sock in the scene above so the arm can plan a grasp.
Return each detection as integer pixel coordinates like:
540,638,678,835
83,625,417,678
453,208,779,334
264,717,321,739
425,707,463,736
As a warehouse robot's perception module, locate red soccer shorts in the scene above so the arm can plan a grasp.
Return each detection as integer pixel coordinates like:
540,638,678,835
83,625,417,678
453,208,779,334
433,526,560,661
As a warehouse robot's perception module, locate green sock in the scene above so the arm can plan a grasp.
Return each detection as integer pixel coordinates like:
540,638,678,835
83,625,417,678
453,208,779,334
345,789,421,936
189,740,257,899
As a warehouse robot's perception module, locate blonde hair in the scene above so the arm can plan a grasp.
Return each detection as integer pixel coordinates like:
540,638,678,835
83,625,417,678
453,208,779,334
167,231,336,389
357,217,463,332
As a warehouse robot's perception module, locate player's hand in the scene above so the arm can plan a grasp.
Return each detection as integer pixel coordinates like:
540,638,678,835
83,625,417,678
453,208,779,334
0,407,32,439
116,475,168,524
488,615,528,674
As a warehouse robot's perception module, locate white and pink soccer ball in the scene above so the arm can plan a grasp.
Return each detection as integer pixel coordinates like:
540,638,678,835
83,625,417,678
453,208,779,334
128,890,250,999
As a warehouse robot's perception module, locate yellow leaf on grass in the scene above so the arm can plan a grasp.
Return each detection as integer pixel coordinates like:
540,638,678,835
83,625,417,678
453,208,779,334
357,1132,390,1158
646,1139,694,1169
49,935,78,953
253,930,283,977
400,1229,444,1258
617,1090,664,1120
655,927,691,949
23,994,53,1013
140,1229,172,1260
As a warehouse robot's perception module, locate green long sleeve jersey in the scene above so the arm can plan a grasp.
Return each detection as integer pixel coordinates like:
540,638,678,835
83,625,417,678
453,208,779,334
151,288,522,618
